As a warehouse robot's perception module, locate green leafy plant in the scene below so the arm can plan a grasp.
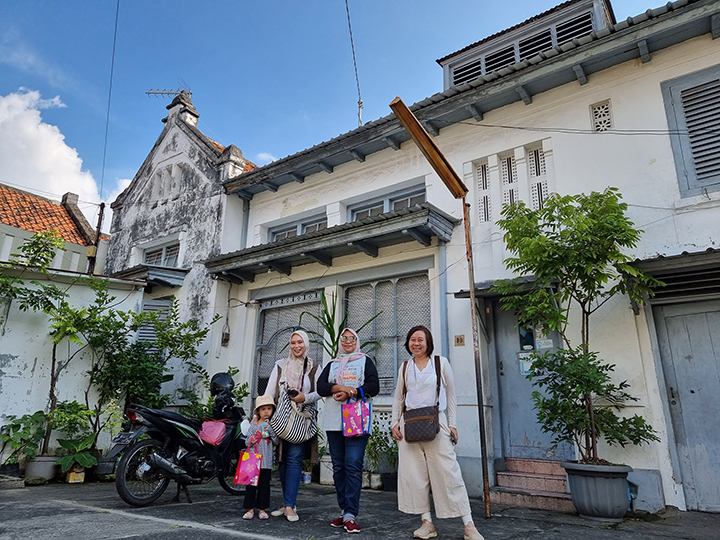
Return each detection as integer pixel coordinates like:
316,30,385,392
55,433,98,473
49,401,93,439
0,411,47,464
493,188,662,464
298,289,380,359
365,425,397,473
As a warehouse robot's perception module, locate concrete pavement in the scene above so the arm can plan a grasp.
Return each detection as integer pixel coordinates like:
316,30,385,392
1,478,719,540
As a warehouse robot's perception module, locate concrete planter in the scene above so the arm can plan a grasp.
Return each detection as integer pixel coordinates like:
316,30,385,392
370,472,382,490
24,456,59,484
320,454,334,485
562,462,632,522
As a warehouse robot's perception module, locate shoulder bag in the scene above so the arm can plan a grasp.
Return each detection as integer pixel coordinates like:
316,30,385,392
269,358,319,444
402,355,441,443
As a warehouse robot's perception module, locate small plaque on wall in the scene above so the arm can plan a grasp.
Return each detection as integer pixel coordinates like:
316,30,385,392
454,335,465,346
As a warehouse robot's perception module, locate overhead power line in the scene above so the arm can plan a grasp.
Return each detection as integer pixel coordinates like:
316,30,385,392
100,0,121,203
345,0,363,127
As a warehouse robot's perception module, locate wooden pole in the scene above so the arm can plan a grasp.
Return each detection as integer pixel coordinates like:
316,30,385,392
390,96,492,518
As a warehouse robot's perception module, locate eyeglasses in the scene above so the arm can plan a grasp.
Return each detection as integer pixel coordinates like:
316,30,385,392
340,336,357,343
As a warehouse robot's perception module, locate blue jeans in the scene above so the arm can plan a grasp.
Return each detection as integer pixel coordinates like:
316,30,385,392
327,430,369,519
279,441,306,508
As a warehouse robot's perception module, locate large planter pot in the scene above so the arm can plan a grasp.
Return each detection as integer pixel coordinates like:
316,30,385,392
0,463,21,477
562,462,632,522
381,472,397,492
24,456,59,484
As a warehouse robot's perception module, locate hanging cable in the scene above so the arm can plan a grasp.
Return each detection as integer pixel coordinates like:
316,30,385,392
344,0,363,127
99,0,121,202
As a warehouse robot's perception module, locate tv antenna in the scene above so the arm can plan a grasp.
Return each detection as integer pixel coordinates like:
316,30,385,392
146,88,192,98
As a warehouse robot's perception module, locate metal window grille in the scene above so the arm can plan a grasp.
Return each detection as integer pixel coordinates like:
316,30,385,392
475,162,491,222
253,294,323,398
681,80,720,183
144,243,180,267
345,274,431,395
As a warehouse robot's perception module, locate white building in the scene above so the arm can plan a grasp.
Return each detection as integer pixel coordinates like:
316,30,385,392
107,0,720,513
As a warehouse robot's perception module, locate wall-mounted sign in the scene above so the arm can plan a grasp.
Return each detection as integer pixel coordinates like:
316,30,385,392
519,352,534,375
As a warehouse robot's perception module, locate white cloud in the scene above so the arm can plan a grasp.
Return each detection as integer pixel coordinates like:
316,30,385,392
0,88,100,222
255,152,277,165
0,33,70,89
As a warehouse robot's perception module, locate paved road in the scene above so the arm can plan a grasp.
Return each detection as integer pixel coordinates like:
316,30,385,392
1,479,719,540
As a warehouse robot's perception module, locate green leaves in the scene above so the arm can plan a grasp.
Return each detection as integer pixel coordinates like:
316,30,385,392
0,411,47,464
55,433,98,473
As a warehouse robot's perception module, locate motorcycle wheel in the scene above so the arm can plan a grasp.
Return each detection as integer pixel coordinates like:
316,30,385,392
217,446,245,496
116,439,171,507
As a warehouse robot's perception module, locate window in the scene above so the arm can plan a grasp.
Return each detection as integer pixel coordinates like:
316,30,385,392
271,217,328,242
528,148,548,210
350,190,426,222
144,243,180,267
0,234,14,262
501,155,519,205
138,298,172,352
476,162,492,222
345,274,431,395
662,65,720,197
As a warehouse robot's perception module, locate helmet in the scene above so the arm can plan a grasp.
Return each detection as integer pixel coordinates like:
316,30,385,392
210,372,235,396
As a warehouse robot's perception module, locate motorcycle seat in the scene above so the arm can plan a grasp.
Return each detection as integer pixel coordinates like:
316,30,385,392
147,408,202,432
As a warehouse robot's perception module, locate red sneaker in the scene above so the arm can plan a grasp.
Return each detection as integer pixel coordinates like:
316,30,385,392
330,516,345,528
344,519,361,533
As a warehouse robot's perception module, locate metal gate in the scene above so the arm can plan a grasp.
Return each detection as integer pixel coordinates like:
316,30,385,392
345,274,431,395
253,292,323,398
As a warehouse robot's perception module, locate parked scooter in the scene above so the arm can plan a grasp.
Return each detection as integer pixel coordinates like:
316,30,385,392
112,373,247,507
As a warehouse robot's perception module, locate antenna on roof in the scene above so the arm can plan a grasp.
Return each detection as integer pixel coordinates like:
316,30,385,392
146,88,192,98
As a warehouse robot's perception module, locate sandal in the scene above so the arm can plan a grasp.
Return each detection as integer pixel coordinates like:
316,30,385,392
258,511,269,520
242,510,254,520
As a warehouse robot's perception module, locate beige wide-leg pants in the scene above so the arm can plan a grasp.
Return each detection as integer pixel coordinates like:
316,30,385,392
397,411,472,518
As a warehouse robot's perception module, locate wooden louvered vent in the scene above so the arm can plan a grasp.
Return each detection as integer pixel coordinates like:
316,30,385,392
556,12,593,44
519,29,553,60
681,79,720,183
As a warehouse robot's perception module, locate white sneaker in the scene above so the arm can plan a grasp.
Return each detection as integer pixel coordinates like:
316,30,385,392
463,522,485,540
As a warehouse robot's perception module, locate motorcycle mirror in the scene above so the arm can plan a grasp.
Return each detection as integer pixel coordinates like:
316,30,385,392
240,419,250,436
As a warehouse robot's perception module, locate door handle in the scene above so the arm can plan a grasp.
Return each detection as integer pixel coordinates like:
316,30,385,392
669,387,675,399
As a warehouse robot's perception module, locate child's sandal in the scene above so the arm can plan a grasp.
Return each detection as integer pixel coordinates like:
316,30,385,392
258,511,269,520
242,510,254,520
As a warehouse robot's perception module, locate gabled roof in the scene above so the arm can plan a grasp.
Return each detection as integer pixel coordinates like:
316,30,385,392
0,183,92,246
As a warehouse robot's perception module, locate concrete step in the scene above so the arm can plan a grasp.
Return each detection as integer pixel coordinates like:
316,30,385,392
0,475,25,489
496,470,567,493
490,486,575,513
505,457,566,476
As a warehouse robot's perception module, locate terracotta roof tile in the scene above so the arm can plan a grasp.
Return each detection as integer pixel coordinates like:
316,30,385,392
242,160,258,173
0,184,89,245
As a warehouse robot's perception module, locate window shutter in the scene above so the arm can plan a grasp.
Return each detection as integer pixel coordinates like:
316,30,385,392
137,299,172,349
476,162,492,222
501,156,519,205
528,149,548,210
681,79,720,183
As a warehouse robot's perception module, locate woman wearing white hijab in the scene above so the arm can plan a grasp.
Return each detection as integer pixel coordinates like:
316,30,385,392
317,328,379,534
265,330,321,521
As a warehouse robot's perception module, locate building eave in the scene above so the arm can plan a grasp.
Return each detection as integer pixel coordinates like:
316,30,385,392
109,264,190,288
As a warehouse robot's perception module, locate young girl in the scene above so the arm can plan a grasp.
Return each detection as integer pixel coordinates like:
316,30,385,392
242,395,279,520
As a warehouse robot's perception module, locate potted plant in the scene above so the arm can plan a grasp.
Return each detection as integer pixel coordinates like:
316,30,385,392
0,411,47,478
49,401,97,483
55,434,98,483
365,426,391,490
302,459,313,484
494,188,662,521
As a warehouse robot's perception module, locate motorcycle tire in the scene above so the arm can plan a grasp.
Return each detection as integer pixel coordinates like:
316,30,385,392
217,446,246,496
116,438,171,507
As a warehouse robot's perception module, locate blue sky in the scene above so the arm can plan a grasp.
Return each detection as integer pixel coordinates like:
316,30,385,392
0,0,653,229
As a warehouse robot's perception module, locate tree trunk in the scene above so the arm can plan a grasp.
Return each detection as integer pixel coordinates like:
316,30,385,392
42,342,60,454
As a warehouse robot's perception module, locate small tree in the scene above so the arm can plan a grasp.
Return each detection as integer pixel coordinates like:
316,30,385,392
493,188,662,463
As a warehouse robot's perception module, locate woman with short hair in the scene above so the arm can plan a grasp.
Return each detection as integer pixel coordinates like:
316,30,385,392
391,325,484,540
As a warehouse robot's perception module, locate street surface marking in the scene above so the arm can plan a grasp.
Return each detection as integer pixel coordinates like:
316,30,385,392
50,499,292,540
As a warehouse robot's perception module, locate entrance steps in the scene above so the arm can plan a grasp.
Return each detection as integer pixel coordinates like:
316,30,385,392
490,458,575,513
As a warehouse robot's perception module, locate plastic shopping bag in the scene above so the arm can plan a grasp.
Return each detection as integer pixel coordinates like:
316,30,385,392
233,450,262,486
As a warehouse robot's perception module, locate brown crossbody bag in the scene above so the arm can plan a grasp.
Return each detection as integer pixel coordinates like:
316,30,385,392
401,355,441,443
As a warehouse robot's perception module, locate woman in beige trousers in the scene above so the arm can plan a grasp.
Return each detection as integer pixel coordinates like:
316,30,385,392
391,325,484,540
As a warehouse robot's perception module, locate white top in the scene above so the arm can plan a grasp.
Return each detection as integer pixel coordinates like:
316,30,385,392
265,358,322,405
322,355,372,432
391,355,457,429
403,357,447,412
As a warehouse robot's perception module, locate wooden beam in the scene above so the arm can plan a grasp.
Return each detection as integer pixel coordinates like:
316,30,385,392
383,136,401,151
289,172,305,183
236,191,253,201
637,40,650,63
260,261,291,275
220,271,243,284
229,269,255,283
317,160,334,174
302,250,333,266
348,240,378,257
516,85,532,105
465,104,483,122
403,227,432,246
259,182,278,193
389,97,468,199
349,149,365,162
572,64,588,85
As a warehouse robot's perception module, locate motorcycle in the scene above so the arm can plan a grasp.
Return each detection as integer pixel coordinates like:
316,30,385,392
112,373,248,507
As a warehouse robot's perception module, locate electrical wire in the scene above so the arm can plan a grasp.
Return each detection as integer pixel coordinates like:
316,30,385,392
99,0,121,202
344,0,363,127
